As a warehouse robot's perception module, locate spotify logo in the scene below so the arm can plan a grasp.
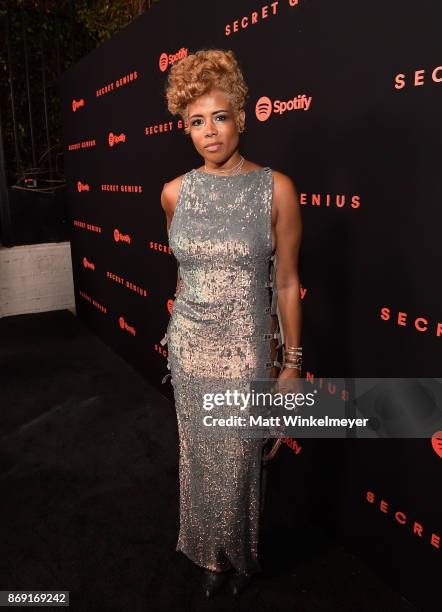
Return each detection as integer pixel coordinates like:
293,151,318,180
159,53,168,72
255,94,313,121
158,48,188,72
432,431,442,458
255,97,272,121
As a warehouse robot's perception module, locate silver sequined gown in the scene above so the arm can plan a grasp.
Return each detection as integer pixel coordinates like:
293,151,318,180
160,166,282,575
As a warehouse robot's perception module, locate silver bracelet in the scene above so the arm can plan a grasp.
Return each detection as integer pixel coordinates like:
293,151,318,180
282,362,302,370
283,356,303,366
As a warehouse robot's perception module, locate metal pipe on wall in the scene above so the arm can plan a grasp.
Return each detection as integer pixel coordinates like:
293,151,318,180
0,104,13,246
39,0,53,183
5,2,21,179
20,3,36,169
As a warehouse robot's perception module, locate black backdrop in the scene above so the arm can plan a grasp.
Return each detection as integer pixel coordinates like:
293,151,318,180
60,1,441,608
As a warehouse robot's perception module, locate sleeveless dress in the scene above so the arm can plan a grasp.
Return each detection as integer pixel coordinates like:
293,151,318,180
160,166,283,574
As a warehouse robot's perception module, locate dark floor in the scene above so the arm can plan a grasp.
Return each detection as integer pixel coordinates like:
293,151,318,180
0,310,419,611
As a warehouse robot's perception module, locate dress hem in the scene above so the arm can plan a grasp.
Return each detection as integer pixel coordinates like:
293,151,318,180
175,544,263,575
175,545,233,573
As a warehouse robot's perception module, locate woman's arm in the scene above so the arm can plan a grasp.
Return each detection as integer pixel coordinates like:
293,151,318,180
273,172,302,377
161,177,184,297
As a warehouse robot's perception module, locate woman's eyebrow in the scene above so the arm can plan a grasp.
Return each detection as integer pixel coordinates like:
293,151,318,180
188,109,229,119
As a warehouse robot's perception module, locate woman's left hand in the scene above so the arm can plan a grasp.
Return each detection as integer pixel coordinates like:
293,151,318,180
275,366,304,396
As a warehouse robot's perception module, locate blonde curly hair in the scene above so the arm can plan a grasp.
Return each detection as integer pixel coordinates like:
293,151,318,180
164,48,248,135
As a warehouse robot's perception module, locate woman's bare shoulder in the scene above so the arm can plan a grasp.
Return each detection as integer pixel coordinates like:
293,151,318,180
160,173,187,214
270,169,297,191
270,170,299,218
250,164,296,194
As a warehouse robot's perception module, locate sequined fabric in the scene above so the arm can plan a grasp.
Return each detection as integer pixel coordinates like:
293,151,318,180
160,167,282,574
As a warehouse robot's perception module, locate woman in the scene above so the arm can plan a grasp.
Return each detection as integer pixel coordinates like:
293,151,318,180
160,49,302,598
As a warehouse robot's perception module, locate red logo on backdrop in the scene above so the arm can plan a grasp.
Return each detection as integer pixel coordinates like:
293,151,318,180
149,240,173,255
380,307,442,338
72,99,85,112
82,257,95,271
118,316,136,336
73,220,102,233
159,53,168,72
432,431,442,458
101,184,142,193
77,181,90,192
79,290,107,313
155,341,167,359
113,229,131,244
159,47,188,72
394,64,442,89
255,97,272,121
145,119,188,136
108,132,126,147
255,94,313,121
282,437,302,455
366,490,440,550
68,140,96,151
107,271,148,297
96,71,139,98
299,192,361,209
224,0,300,37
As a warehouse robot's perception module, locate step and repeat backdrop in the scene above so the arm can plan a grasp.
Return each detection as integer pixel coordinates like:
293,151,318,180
60,1,441,608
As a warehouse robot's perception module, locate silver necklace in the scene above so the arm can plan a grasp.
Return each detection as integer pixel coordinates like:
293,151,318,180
203,155,245,176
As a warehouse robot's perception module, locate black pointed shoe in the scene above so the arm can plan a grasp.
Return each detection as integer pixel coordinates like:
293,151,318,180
230,571,254,596
201,568,229,599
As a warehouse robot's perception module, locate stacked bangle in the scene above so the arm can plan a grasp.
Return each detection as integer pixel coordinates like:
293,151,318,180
282,344,303,371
